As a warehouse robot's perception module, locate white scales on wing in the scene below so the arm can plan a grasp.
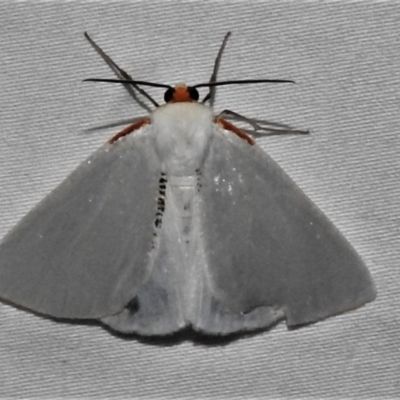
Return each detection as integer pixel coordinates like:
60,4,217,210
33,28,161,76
103,167,285,335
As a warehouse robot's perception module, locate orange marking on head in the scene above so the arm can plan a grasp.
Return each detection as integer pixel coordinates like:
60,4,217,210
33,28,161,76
109,117,150,144
172,85,192,103
216,118,255,145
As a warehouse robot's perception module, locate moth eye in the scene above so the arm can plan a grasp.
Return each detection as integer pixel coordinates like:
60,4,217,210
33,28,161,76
164,87,175,103
187,86,199,101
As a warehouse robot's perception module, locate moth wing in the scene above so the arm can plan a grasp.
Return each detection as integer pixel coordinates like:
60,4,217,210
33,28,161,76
0,127,161,319
199,127,376,327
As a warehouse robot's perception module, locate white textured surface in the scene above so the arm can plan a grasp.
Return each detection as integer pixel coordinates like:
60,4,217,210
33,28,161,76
0,2,398,398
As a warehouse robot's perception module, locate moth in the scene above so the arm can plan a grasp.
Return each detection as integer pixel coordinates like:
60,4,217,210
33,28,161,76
0,33,376,335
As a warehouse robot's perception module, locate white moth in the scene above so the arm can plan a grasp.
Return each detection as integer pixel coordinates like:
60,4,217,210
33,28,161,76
0,33,375,336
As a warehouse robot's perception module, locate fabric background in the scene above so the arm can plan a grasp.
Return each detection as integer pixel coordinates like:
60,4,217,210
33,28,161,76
0,2,398,398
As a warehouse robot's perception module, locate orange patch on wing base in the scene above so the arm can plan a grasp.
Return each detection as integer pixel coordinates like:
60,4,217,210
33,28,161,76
172,86,192,103
216,118,255,145
109,118,150,144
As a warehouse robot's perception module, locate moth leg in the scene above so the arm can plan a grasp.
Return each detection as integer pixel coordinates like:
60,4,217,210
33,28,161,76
218,109,263,131
109,117,150,143
219,109,309,136
202,32,231,106
85,32,158,110
216,117,255,145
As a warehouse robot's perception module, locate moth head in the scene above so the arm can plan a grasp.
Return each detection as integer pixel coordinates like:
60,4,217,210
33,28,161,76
164,84,199,103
